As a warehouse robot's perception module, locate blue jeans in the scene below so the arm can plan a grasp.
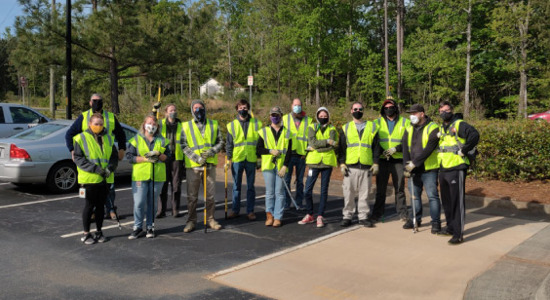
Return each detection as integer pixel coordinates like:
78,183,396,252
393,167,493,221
231,161,257,214
284,155,306,209
409,171,441,225
263,169,285,220
132,180,163,230
304,167,333,216
104,183,116,213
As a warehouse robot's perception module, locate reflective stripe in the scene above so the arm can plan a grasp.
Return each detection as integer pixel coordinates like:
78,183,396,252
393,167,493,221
347,143,372,149
79,133,110,164
379,138,402,143
234,141,258,147
187,120,200,150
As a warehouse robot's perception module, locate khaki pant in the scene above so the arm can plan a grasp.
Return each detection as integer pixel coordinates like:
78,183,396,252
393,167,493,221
342,167,372,220
186,165,216,223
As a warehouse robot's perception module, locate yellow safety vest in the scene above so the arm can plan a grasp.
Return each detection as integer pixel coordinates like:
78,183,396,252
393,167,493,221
343,121,378,166
376,116,410,159
438,120,469,169
305,124,338,167
282,114,311,155
129,134,167,182
257,126,290,171
74,131,114,184
159,119,183,161
407,122,440,171
81,109,116,136
181,119,219,168
227,118,262,163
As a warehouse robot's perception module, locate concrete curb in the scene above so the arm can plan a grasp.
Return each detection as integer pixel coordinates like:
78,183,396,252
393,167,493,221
466,194,550,216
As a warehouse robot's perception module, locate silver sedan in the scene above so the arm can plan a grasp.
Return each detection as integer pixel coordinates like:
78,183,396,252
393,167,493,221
0,120,136,193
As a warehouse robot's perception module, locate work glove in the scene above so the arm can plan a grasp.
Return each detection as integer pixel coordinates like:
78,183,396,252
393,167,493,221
200,149,216,159
405,161,415,172
256,159,262,170
340,164,349,177
277,166,288,178
437,132,442,138
144,150,160,160
327,139,336,146
404,171,411,178
104,168,111,179
152,102,161,112
457,149,464,157
305,146,314,152
97,168,107,177
370,163,379,176
225,159,231,171
191,153,206,166
145,156,159,163
269,149,281,157
383,147,397,158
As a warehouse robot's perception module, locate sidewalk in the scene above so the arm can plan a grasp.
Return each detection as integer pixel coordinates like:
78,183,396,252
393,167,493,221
210,173,550,299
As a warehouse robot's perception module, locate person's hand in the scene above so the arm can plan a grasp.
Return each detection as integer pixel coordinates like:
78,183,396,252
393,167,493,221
404,171,411,178
71,151,75,162
305,146,314,152
269,149,281,157
405,161,415,172
437,132,442,138
340,164,349,177
104,168,111,178
256,159,262,170
197,156,206,166
145,156,159,163
97,168,106,177
225,159,231,170
327,139,336,146
370,164,379,176
383,147,397,158
457,149,464,157
201,149,216,159
277,166,287,178
118,149,125,161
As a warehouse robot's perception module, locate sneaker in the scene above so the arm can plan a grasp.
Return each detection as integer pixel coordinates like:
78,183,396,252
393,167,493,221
81,233,95,245
298,214,315,225
128,228,143,240
448,236,464,245
208,220,222,230
431,223,442,234
146,229,155,238
403,219,421,229
110,211,117,220
183,222,195,233
359,219,374,228
340,219,352,227
95,231,107,243
316,216,325,228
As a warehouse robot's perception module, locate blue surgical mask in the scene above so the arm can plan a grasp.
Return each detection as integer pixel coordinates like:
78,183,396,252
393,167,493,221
293,105,302,114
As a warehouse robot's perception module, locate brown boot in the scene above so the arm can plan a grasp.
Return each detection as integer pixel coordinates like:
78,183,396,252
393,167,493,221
247,212,256,221
265,212,274,226
273,219,282,227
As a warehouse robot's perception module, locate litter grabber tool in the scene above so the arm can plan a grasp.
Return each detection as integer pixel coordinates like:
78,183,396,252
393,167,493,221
224,156,228,220
410,173,418,233
203,165,207,233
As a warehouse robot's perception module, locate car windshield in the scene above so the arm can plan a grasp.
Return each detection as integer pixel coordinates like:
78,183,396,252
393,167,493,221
14,123,66,140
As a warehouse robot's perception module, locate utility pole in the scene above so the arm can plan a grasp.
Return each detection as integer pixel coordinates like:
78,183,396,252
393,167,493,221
50,0,56,118
249,68,253,111
65,0,72,120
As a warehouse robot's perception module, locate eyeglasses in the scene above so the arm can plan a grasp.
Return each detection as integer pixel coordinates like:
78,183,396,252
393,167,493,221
352,108,364,112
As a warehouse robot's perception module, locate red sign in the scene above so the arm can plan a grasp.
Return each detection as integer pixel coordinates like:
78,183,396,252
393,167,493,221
247,76,253,86
20,77,27,87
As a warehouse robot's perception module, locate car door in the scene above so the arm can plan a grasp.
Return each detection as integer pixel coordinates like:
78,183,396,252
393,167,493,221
4,106,49,137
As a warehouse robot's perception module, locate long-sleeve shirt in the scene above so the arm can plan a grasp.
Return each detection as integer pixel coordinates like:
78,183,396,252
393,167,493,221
65,112,127,152
402,117,440,173
256,125,292,167
338,121,379,168
73,129,119,176
440,116,480,171
180,119,224,168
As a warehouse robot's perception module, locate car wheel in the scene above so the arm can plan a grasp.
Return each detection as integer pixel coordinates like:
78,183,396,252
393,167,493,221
47,161,78,193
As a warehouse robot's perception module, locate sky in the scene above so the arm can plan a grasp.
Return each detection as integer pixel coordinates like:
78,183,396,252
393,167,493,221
0,0,23,36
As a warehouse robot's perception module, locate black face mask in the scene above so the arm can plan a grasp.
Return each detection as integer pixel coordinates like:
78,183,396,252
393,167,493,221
91,100,103,113
384,106,397,117
440,111,453,122
318,117,329,125
352,111,363,120
195,108,205,122
238,110,249,118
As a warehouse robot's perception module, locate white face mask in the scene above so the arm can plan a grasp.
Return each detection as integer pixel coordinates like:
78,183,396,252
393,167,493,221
145,124,157,134
410,115,419,125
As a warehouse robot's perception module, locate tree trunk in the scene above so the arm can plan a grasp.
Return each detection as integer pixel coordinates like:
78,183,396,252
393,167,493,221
188,58,192,100
384,0,389,96
464,0,472,118
518,2,530,118
50,0,56,118
91,0,97,12
396,0,404,99
227,27,232,92
109,47,120,114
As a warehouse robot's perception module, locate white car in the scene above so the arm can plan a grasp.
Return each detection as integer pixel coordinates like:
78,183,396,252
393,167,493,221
0,120,136,193
0,103,51,138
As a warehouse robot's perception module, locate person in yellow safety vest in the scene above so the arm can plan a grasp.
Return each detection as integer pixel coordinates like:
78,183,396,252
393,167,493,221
65,93,127,221
298,107,338,228
156,104,185,219
73,113,119,245
369,96,411,223
126,114,169,240
401,104,442,234
226,99,262,221
180,100,225,233
338,102,379,228
256,106,293,228
281,98,310,211
436,101,479,245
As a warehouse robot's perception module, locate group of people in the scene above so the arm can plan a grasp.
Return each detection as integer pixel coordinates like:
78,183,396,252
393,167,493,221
67,94,478,246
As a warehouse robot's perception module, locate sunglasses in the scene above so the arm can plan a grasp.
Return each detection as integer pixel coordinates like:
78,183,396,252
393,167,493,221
352,108,364,112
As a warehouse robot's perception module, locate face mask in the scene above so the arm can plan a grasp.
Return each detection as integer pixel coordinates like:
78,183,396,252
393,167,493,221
91,100,103,113
194,108,205,122
270,116,281,124
352,111,363,120
384,106,396,117
238,110,249,118
410,115,419,125
145,124,157,134
440,111,453,122
293,105,302,114
318,117,329,125
168,112,177,120
90,125,103,134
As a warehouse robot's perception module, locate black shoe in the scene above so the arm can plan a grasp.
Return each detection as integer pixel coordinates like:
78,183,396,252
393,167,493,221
146,229,155,238
403,219,421,229
399,214,409,222
367,215,379,223
359,219,374,228
81,233,95,245
340,219,352,227
128,228,143,240
431,223,442,234
156,212,166,219
437,226,453,236
448,236,464,245
95,231,107,243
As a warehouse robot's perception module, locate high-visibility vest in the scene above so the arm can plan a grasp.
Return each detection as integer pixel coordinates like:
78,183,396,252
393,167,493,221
181,119,219,168
342,121,378,166
81,109,116,136
74,131,114,184
375,116,410,159
283,114,311,155
159,119,183,160
438,120,469,169
407,121,440,171
129,134,167,182
305,124,338,167
227,118,262,163
257,126,290,171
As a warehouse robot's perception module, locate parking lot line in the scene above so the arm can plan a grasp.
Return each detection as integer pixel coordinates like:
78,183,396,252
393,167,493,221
0,187,132,210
